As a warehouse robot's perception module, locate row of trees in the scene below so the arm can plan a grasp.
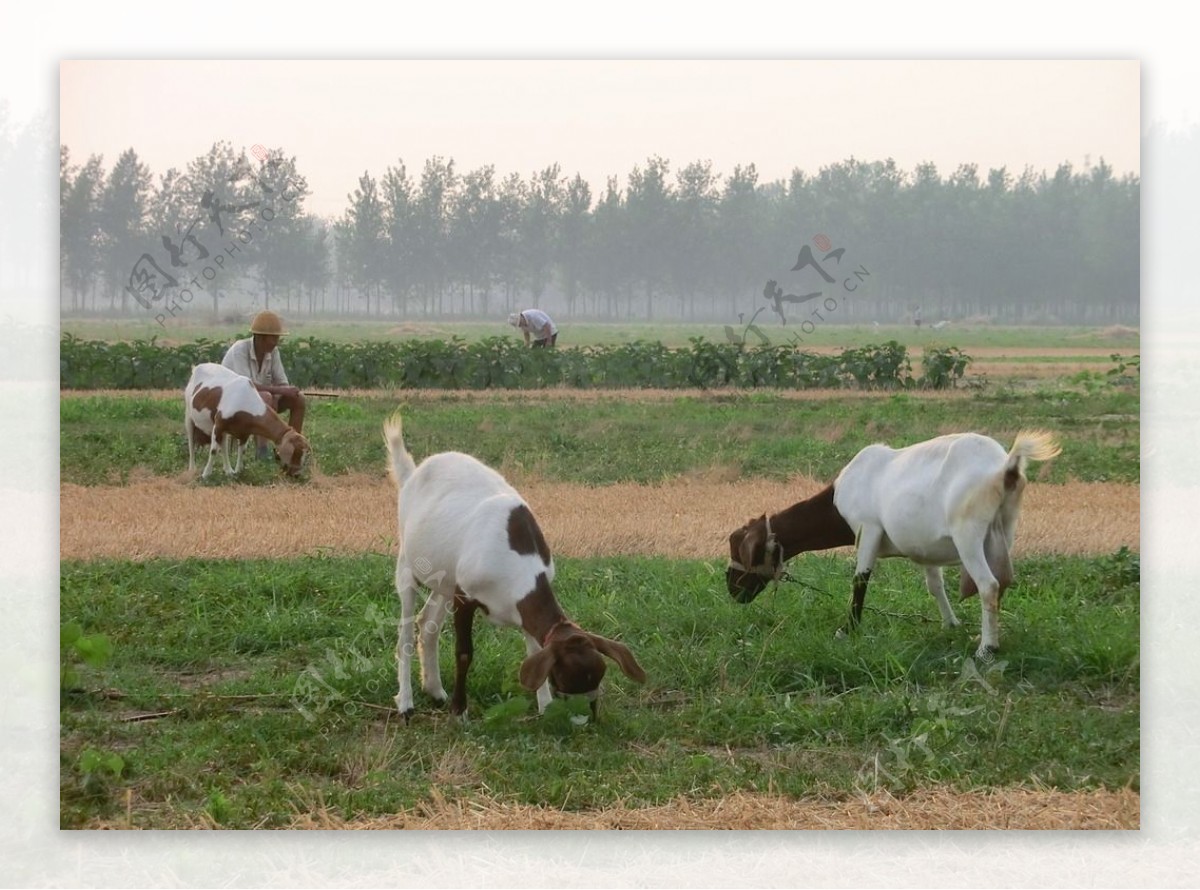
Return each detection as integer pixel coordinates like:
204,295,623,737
60,142,1140,324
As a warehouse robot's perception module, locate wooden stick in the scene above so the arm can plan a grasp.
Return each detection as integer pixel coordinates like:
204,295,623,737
119,709,181,722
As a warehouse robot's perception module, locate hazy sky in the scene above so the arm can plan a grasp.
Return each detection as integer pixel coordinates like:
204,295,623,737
59,60,1140,220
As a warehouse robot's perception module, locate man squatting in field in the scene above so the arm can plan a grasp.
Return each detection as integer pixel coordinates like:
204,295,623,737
508,309,559,348
221,310,307,459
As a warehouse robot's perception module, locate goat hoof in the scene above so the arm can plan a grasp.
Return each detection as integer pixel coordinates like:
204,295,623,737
834,627,848,640
975,644,999,661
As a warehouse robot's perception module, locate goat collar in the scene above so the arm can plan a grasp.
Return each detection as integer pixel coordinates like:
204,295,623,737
542,619,579,648
728,515,784,579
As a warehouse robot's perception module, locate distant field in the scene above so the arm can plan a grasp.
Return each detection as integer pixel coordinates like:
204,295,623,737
60,315,1141,352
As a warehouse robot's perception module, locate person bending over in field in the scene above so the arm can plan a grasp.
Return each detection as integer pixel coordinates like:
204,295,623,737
508,309,559,348
221,310,306,458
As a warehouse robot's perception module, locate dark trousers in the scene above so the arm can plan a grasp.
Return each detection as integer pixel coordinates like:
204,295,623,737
532,333,558,348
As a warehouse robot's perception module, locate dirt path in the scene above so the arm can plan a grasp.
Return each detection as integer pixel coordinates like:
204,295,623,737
61,475,1138,561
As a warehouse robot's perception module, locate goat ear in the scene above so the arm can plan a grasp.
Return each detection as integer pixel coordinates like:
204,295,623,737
585,634,647,683
518,644,557,691
738,526,760,570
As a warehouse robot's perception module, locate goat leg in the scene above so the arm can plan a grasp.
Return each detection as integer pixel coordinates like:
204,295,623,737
450,589,478,718
850,569,871,628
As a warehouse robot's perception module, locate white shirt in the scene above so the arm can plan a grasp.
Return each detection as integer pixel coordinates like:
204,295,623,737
518,309,557,338
221,337,290,386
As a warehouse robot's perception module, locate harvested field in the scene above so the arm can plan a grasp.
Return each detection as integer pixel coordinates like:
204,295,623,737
85,786,1137,830
286,787,1139,831
61,475,1138,561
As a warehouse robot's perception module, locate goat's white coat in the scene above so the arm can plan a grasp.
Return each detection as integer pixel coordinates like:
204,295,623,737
383,416,558,715
185,362,310,478
184,363,272,478
832,431,1061,655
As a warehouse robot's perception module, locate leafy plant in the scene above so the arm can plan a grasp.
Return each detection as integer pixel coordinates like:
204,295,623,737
1094,546,1140,591
75,747,127,804
79,748,126,781
61,335,926,392
840,341,914,389
1069,369,1108,396
1106,353,1140,387
61,621,114,690
921,346,972,389
206,788,234,825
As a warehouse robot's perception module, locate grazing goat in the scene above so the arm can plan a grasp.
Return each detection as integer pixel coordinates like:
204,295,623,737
383,411,645,720
726,431,1061,657
185,362,310,479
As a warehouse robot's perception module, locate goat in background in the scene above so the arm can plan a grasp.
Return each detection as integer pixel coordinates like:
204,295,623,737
185,363,310,479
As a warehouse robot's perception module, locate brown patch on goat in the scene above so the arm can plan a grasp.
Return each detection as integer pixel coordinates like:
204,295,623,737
772,485,858,558
190,384,222,415
451,587,480,716
727,485,857,603
507,504,551,565
515,572,566,644
188,385,221,447
212,410,261,446
514,573,644,707
543,633,609,696
276,430,311,477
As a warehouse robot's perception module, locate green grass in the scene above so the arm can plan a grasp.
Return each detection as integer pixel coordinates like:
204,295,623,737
60,550,1139,828
60,386,1140,486
60,316,1140,351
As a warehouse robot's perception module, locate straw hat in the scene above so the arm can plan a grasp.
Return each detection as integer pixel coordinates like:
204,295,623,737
250,310,287,335
507,312,522,327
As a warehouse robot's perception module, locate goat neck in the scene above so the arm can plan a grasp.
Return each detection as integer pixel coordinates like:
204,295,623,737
770,484,856,560
242,407,294,446
515,572,571,645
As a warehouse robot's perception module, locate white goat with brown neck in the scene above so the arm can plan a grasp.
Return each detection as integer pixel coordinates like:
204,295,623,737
727,431,1061,657
383,411,645,721
185,362,310,479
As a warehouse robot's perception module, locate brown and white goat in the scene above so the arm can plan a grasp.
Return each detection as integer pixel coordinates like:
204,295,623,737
383,410,645,720
727,431,1061,657
185,362,310,479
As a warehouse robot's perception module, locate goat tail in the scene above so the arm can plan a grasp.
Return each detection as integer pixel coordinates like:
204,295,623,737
382,409,417,489
1004,429,1062,485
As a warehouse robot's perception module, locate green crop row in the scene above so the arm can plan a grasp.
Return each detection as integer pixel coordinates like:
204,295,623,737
60,334,970,391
